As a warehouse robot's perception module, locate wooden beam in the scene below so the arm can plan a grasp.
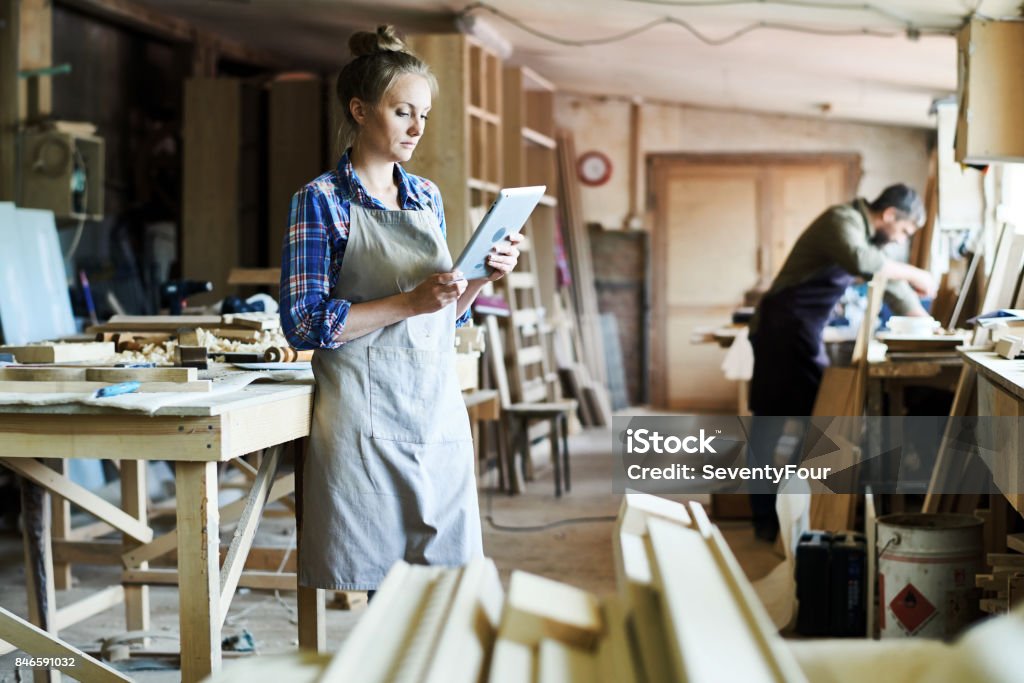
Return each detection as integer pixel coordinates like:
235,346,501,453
2,459,153,543
219,445,280,626
0,606,132,683
48,460,73,590
124,568,296,592
121,460,150,642
57,0,284,67
55,586,124,631
0,0,18,201
175,461,221,682
18,0,51,122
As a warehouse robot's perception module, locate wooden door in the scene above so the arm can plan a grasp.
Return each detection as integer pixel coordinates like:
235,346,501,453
651,154,859,412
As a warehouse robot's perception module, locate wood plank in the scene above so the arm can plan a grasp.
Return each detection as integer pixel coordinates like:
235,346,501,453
922,368,976,514
537,638,596,683
516,346,545,366
0,414,223,461
124,569,295,592
87,367,197,383
219,446,280,626
499,570,603,650
54,586,124,631
175,461,221,682
2,459,153,543
646,518,790,683
0,367,88,381
184,78,242,306
121,460,149,641
0,380,211,393
0,606,131,682
421,559,504,683
228,268,283,286
487,638,534,683
0,343,115,363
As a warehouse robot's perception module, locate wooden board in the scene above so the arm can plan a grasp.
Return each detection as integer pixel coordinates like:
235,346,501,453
877,333,968,353
0,342,115,363
0,380,211,393
499,570,603,650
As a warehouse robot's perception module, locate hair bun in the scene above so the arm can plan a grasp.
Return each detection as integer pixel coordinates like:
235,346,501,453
349,25,408,58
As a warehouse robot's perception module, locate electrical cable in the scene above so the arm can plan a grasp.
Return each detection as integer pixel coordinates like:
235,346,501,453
458,1,959,48
481,455,616,533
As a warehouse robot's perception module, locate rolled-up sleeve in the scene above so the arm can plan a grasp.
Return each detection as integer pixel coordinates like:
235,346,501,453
279,187,351,349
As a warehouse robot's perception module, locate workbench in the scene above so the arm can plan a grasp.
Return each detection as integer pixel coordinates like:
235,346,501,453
0,374,502,682
0,380,313,682
960,350,1024,516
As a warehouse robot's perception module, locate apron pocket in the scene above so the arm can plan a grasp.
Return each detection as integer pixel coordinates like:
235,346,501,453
368,346,471,444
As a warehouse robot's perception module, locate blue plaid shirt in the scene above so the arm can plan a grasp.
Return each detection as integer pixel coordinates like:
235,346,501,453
280,150,469,350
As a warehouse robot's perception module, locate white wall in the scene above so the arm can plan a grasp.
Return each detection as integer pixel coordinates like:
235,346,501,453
555,94,933,230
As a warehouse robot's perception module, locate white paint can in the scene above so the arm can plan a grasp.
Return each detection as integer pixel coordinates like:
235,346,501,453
877,513,984,639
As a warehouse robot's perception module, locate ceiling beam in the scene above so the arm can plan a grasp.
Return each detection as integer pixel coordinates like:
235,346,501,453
57,0,286,68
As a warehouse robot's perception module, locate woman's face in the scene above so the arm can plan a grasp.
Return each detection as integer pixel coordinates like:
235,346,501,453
353,73,432,163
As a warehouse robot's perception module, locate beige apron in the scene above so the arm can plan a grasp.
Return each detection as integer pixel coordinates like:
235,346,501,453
299,202,482,590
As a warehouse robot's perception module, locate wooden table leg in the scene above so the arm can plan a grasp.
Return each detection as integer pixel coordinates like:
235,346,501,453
20,476,60,683
121,461,150,645
175,461,221,683
47,459,72,591
293,438,325,652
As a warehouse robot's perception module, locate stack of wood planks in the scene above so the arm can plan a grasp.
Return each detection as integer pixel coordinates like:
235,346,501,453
978,552,1024,615
218,495,805,683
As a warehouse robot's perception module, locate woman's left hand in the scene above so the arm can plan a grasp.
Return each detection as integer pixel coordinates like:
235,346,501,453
484,233,523,282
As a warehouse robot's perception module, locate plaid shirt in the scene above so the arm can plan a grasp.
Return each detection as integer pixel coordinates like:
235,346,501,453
280,150,469,349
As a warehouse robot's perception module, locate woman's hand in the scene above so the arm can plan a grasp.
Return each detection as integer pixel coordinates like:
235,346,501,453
483,233,523,282
406,272,468,315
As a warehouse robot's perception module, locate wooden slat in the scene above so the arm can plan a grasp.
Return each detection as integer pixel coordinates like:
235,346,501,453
121,460,150,641
124,569,295,592
516,346,545,367
512,308,541,329
0,606,131,682
219,446,280,626
175,461,221,681
228,267,282,285
522,127,556,149
507,272,536,290
0,343,115,363
54,585,125,631
499,570,603,650
87,367,197,383
2,459,153,543
0,380,211,393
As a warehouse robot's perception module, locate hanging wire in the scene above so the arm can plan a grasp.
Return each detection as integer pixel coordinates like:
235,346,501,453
458,1,962,48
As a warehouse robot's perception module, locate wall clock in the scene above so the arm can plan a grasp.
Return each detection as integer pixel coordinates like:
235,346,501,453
576,150,612,187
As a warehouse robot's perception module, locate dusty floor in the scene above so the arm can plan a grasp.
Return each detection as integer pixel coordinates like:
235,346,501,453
0,423,781,682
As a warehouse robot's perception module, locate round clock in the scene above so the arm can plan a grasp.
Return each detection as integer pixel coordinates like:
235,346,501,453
576,150,612,187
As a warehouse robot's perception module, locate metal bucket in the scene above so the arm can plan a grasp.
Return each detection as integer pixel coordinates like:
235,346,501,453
877,513,984,639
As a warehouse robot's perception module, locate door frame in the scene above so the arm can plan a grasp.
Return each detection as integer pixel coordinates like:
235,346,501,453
647,152,862,409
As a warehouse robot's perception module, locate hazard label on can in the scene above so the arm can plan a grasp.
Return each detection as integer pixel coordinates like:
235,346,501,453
889,583,936,635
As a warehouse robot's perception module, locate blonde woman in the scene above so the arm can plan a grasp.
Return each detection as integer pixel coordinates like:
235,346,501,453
280,25,521,594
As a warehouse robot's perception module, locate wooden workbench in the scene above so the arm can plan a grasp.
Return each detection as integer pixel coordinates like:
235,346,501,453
961,350,1024,515
0,381,314,683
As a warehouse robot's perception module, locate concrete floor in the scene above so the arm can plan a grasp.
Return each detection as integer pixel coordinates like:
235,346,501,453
0,423,781,682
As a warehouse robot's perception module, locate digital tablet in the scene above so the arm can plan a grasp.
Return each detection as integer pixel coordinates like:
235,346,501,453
454,186,546,279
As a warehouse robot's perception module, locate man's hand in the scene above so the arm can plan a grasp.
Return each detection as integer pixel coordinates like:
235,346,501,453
406,272,468,315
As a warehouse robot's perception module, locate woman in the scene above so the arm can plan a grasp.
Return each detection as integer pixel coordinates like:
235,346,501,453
280,25,521,591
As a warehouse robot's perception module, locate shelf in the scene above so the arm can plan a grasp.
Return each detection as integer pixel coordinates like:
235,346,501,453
468,105,501,126
468,177,501,194
521,127,556,150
